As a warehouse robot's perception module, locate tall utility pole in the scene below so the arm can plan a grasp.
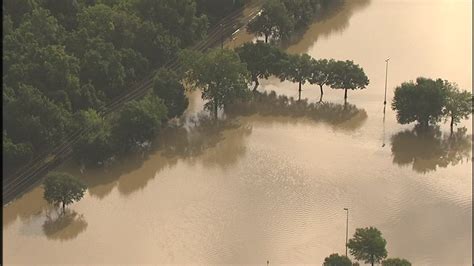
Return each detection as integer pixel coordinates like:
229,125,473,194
383,58,390,105
344,208,349,256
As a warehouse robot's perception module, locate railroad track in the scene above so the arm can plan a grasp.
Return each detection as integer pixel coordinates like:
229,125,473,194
3,0,263,205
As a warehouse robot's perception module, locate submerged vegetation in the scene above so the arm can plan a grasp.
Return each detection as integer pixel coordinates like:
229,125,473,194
2,0,242,176
324,227,412,266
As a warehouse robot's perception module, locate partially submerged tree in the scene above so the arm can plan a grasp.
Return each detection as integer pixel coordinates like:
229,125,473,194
43,172,87,213
382,258,412,266
347,227,388,266
309,58,335,102
114,94,168,152
246,0,294,43
323,253,352,266
153,68,189,119
280,53,313,101
391,77,447,128
329,60,369,102
235,41,286,91
442,81,473,133
72,109,114,166
181,49,250,119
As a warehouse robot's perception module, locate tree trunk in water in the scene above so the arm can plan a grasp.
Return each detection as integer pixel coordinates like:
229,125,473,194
319,84,324,102
450,115,454,134
344,88,348,101
298,81,302,101
253,76,259,91
62,202,65,214
214,98,218,120
265,34,268,43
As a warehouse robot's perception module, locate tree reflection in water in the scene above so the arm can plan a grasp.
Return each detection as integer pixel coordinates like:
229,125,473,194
225,90,367,131
42,209,88,241
391,126,472,173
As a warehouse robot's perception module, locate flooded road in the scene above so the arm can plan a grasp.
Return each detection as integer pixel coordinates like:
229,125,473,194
3,0,472,264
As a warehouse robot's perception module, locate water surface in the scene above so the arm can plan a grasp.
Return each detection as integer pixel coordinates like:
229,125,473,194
3,0,472,264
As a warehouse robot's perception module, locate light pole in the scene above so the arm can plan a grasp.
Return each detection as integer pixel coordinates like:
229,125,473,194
220,23,224,49
383,58,390,105
343,208,349,257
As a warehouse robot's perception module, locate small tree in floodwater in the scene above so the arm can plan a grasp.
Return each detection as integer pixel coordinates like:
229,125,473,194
442,81,473,133
382,258,412,266
43,172,87,213
280,53,312,101
347,227,387,266
309,58,335,102
329,60,369,102
323,253,352,266
391,77,447,128
236,41,286,91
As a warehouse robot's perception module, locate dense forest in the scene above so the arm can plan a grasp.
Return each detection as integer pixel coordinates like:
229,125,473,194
2,0,244,175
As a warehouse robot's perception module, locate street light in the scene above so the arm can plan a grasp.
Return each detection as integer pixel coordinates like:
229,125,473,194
343,208,349,256
220,23,224,49
383,58,390,105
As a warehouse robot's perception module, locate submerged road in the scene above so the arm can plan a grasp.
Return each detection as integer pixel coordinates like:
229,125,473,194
2,0,263,205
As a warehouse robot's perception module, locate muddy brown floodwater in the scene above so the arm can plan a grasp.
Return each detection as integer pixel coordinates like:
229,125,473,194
3,0,472,265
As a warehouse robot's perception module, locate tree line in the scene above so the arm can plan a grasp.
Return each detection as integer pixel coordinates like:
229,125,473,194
2,0,242,175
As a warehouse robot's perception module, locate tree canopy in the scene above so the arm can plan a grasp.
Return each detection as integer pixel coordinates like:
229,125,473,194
323,253,352,266
3,0,242,174
43,172,87,212
329,60,369,101
235,41,287,91
382,258,412,266
442,81,473,132
347,227,388,266
246,0,294,43
392,78,447,127
181,49,250,119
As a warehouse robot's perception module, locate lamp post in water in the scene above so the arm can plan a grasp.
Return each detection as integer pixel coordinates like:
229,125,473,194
344,208,349,256
383,58,390,105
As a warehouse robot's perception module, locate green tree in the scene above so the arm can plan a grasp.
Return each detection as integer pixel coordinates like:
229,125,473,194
382,258,412,266
181,49,250,119
153,68,189,118
329,60,369,102
236,41,286,91
309,58,335,102
280,53,313,101
246,0,294,43
391,77,447,128
114,94,168,151
3,84,71,150
442,81,473,133
72,109,114,166
347,227,388,266
43,172,87,212
323,253,352,266
3,132,33,175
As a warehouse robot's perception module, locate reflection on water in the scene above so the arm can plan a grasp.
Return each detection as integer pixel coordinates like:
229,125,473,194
61,115,253,199
43,210,88,241
283,0,371,53
3,0,472,264
391,126,472,173
226,91,367,131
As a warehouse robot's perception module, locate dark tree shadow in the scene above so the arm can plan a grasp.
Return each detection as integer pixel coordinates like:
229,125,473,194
391,126,472,173
42,209,88,241
225,90,367,131
279,0,371,52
